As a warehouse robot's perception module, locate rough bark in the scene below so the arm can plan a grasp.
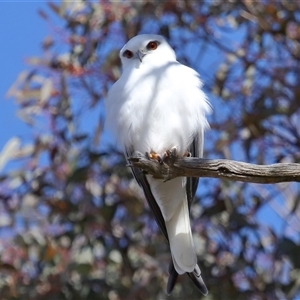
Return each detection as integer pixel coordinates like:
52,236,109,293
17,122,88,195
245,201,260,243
128,152,300,183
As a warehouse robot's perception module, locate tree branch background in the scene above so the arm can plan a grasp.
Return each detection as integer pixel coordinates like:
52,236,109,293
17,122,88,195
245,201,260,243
1,1,300,300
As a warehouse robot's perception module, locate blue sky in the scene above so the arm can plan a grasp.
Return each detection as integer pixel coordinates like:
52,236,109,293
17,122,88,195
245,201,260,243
0,2,48,150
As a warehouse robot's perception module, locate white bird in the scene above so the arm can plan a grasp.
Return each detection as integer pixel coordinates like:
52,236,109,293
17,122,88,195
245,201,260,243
105,34,211,295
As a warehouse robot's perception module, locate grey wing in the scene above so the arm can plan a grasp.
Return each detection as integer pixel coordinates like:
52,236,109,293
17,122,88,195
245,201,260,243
125,148,169,242
186,131,203,207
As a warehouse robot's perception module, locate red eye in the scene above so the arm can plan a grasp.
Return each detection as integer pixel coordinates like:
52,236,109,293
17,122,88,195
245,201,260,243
146,41,159,50
123,50,133,59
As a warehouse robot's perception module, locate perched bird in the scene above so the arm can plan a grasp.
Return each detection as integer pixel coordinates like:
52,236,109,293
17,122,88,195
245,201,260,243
105,34,211,295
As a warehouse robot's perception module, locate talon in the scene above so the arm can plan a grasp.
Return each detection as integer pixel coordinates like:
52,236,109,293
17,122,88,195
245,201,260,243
170,147,178,158
145,152,150,160
146,151,163,164
184,151,191,157
160,147,178,164
163,150,170,159
164,147,178,161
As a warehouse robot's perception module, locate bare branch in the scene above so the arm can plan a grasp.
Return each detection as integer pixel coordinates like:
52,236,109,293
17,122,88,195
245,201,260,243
128,152,300,183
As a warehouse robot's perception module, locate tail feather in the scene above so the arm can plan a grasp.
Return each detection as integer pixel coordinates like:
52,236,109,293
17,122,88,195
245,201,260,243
146,176,207,294
167,261,208,296
187,264,208,296
165,195,197,274
167,261,178,295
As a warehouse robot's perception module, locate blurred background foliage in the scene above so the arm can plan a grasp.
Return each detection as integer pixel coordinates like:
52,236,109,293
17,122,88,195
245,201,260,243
1,1,300,299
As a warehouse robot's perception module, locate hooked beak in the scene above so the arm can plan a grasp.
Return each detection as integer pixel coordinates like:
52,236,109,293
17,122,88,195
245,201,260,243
135,50,146,62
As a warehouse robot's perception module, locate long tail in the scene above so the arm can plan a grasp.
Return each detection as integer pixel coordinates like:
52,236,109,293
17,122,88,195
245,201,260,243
165,195,197,273
146,176,207,295
148,177,197,273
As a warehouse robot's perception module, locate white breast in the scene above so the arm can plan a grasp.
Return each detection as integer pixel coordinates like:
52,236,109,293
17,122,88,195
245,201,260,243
105,62,210,156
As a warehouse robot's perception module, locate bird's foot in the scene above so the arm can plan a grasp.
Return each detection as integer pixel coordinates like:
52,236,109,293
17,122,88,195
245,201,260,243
145,147,178,165
184,150,192,157
164,148,191,159
146,151,164,164
146,147,180,165
163,147,178,161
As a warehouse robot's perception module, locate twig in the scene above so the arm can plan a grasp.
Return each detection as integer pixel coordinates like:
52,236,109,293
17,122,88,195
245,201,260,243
128,152,300,183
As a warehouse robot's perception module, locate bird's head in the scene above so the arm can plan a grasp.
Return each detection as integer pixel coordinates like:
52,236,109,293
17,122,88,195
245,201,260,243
119,34,176,69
